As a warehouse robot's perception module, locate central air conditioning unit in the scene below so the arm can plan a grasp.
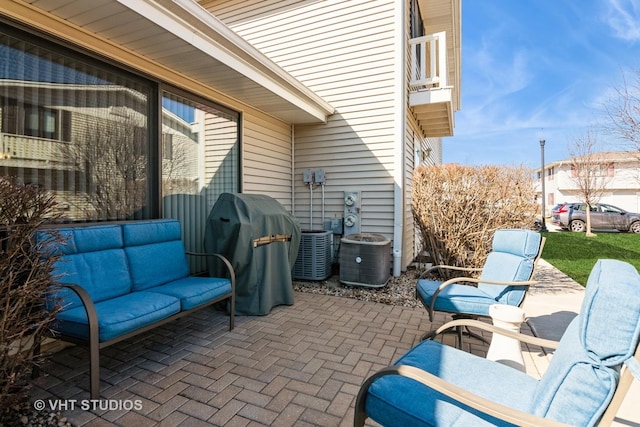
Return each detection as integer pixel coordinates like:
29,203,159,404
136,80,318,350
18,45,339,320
293,230,332,281
340,233,390,287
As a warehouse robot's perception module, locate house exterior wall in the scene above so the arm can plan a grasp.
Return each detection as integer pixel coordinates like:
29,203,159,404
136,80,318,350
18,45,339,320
404,120,418,269
242,110,294,211
4,8,296,212
404,113,441,267
541,157,640,213
203,0,415,267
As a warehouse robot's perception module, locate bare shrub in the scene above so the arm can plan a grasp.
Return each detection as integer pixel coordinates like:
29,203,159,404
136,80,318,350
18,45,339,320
0,177,62,419
412,164,537,278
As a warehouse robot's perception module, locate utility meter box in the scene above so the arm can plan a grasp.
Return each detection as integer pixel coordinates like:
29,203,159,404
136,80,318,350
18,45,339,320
343,190,360,236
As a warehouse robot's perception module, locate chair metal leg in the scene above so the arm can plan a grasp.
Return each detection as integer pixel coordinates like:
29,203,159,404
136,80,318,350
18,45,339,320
423,315,490,349
421,329,437,341
90,336,100,400
461,324,489,346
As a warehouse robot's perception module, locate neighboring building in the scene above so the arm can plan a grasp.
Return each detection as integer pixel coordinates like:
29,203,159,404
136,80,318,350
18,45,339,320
535,151,640,214
0,0,461,274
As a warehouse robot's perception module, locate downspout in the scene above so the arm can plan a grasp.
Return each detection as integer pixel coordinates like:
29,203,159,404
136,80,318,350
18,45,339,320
392,0,406,277
291,124,295,216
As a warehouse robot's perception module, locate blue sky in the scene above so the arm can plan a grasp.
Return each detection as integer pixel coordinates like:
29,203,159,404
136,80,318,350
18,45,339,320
443,0,640,167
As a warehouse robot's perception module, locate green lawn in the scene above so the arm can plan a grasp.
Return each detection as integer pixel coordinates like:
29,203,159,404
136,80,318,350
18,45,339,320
541,231,640,286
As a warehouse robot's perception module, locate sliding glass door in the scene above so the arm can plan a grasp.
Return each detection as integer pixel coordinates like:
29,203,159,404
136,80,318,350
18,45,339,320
0,24,242,270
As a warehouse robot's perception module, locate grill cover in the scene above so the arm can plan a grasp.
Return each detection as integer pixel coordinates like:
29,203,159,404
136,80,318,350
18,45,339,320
204,193,301,315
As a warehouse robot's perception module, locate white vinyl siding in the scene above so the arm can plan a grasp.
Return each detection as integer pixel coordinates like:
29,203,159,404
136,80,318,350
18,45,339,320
242,111,293,211
204,0,399,236
404,123,417,269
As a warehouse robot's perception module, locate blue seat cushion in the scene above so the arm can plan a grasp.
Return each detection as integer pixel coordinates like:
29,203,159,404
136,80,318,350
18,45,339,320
150,276,232,310
55,291,180,342
417,279,498,317
365,340,537,427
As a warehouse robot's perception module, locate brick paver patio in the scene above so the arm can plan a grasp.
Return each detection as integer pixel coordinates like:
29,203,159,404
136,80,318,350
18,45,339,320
30,290,508,426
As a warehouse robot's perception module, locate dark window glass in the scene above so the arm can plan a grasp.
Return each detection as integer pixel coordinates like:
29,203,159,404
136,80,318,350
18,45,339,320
1,25,241,245
0,28,152,221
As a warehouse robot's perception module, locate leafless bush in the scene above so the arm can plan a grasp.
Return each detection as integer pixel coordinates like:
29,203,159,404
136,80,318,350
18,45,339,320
0,177,62,418
59,112,147,220
412,164,537,278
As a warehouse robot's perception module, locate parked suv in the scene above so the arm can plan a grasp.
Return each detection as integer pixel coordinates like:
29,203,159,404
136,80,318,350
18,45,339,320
550,203,571,227
558,203,640,233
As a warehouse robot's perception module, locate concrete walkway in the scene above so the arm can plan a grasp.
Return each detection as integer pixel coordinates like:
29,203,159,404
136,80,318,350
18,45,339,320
30,260,639,426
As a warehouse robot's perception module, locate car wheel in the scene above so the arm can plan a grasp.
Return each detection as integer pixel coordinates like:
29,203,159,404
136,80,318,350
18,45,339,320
630,221,640,234
569,220,586,232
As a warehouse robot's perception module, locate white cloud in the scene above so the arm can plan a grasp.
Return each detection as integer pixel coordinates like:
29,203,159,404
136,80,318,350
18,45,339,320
604,0,640,41
447,0,640,166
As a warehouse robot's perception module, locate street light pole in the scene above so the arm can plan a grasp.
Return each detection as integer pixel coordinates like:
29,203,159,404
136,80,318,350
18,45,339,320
539,139,548,232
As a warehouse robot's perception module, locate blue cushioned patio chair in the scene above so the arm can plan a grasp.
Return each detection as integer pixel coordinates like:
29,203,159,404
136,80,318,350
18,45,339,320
355,259,640,427
416,229,545,347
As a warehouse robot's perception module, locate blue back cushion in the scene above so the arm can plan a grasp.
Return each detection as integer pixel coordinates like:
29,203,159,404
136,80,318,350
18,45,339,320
579,259,640,366
123,220,189,291
531,259,640,426
47,225,131,310
55,225,125,255
478,229,541,305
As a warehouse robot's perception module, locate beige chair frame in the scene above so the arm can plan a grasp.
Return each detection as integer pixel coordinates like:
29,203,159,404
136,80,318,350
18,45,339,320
355,317,639,427
418,237,546,346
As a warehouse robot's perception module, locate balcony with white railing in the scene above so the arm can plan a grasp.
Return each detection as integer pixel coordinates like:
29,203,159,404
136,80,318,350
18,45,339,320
409,31,455,137
0,133,73,168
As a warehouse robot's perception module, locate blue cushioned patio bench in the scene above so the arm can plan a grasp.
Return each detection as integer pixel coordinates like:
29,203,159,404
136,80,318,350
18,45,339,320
38,219,235,399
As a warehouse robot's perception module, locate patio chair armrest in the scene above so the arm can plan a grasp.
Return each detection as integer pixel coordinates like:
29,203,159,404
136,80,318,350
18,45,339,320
355,365,571,427
419,264,483,279
427,277,535,320
447,277,538,287
434,319,560,350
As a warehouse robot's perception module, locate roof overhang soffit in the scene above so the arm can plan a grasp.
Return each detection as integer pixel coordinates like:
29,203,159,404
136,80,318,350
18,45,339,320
7,0,334,124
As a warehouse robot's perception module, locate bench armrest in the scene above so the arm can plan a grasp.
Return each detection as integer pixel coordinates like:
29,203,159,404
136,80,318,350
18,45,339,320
186,251,236,328
54,283,101,399
55,284,99,340
185,251,235,290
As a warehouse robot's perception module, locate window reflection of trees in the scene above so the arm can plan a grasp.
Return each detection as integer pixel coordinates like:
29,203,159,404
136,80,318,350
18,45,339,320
59,111,147,221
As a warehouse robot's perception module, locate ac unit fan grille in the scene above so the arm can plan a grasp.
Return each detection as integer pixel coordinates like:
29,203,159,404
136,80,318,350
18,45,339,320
340,233,390,287
293,230,332,280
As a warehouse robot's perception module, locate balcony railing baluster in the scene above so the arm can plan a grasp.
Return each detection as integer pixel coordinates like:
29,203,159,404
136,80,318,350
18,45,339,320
409,31,447,90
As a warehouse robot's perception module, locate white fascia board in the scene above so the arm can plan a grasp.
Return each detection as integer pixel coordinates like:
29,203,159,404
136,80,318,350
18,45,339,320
117,0,334,121
409,87,453,106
